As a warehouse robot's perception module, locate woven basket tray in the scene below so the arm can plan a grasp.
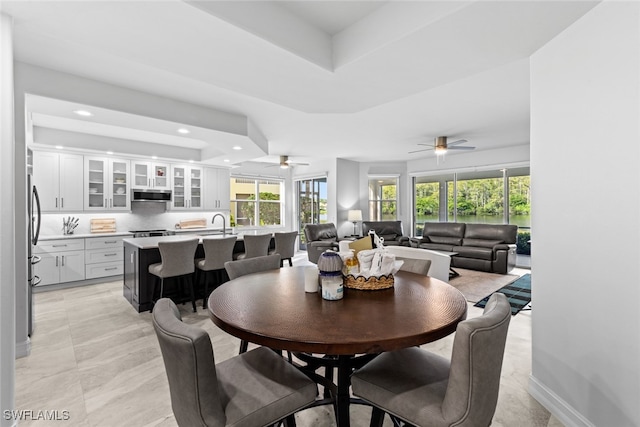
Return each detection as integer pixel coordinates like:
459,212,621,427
343,274,394,291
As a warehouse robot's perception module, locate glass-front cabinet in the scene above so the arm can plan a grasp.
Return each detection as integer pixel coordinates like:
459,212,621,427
171,165,202,210
85,157,130,211
131,161,170,190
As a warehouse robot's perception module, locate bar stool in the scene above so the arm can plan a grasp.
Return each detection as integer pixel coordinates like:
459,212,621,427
195,236,237,309
148,238,199,312
269,231,298,267
233,233,272,260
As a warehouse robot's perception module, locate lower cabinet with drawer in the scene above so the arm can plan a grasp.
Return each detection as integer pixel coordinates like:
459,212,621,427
34,239,86,286
85,236,125,279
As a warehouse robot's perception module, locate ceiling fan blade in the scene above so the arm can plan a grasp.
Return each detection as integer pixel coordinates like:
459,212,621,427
289,162,310,166
408,147,433,154
448,145,475,150
447,139,468,146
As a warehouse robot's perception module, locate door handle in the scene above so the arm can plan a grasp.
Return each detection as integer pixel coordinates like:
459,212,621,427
55,256,59,267
104,253,117,257
61,255,65,266
55,197,58,208
61,198,64,208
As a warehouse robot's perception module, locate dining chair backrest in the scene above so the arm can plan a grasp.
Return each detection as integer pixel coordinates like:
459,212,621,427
152,298,226,426
241,234,272,259
384,245,451,282
199,236,237,271
225,254,281,280
156,238,199,278
442,292,511,425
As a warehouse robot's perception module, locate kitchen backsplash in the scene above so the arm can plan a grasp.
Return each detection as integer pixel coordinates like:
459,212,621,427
39,203,230,236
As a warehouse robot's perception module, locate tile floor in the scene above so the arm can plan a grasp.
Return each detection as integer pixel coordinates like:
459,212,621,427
16,253,561,427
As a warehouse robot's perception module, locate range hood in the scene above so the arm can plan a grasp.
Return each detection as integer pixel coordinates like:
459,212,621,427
131,189,172,202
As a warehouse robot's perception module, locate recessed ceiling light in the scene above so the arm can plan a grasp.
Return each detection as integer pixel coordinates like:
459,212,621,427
55,145,64,149
177,128,190,134
73,110,93,117
223,159,230,163
232,146,242,150
152,156,158,160
189,160,194,163
107,151,114,155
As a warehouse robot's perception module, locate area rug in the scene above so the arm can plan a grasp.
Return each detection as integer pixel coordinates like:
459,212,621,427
474,273,531,315
449,268,520,303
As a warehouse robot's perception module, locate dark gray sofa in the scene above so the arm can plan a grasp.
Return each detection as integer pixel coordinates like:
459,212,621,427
411,222,517,274
362,221,410,246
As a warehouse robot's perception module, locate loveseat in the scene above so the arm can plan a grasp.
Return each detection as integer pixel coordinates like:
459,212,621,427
304,223,344,264
411,222,517,274
361,221,410,246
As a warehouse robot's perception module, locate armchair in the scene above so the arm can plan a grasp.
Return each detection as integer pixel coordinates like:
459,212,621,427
303,223,341,264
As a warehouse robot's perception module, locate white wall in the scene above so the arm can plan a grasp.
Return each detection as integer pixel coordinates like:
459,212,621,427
336,158,361,237
529,2,640,426
0,11,16,427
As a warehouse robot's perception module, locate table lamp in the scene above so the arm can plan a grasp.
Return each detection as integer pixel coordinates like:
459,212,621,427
348,209,362,236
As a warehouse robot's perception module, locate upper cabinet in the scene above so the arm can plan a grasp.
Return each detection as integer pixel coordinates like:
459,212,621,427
131,161,170,190
203,167,230,211
33,151,84,212
85,157,131,211
171,165,202,210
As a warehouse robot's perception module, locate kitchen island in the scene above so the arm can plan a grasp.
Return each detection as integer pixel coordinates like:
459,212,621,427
122,233,274,312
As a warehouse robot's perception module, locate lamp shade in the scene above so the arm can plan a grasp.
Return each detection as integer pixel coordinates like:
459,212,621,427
348,210,362,222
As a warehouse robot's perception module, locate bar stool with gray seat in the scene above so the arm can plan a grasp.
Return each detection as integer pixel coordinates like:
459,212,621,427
269,231,298,267
224,254,281,354
195,236,237,309
233,233,272,260
351,292,511,427
148,238,199,312
152,298,317,427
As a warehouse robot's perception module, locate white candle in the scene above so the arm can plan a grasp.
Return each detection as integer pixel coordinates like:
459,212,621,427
304,266,319,293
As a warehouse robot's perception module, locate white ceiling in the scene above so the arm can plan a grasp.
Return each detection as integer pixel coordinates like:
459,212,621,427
2,0,599,166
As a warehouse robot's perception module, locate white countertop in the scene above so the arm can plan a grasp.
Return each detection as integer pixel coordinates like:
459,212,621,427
39,231,134,241
123,233,238,249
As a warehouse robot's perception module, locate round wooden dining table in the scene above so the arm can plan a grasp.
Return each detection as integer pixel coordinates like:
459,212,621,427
207,266,468,427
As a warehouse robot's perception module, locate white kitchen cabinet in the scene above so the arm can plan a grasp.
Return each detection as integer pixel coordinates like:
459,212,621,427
171,165,203,210
85,157,130,211
203,167,230,210
32,151,84,212
33,239,85,286
85,236,125,279
131,161,170,190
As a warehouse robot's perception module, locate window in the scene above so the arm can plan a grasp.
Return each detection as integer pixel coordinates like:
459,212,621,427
412,167,530,238
230,177,283,227
369,176,398,221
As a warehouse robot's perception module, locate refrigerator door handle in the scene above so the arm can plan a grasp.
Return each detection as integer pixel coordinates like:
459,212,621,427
32,185,41,245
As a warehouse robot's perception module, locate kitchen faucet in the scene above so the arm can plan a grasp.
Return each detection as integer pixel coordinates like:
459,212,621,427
211,213,226,237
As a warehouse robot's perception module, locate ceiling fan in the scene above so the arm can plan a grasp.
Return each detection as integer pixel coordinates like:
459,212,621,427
409,136,475,155
268,155,310,169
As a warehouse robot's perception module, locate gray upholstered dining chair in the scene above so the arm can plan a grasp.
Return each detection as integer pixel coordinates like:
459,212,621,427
148,238,199,312
195,236,237,309
152,298,317,427
269,231,298,267
351,292,511,427
224,253,281,281
224,254,281,354
397,258,431,276
233,233,272,260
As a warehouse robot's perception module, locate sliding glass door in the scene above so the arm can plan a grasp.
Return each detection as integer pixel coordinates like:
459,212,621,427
296,177,327,250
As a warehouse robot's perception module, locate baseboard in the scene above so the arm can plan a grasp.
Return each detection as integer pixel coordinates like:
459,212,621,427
15,336,31,358
529,374,595,427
